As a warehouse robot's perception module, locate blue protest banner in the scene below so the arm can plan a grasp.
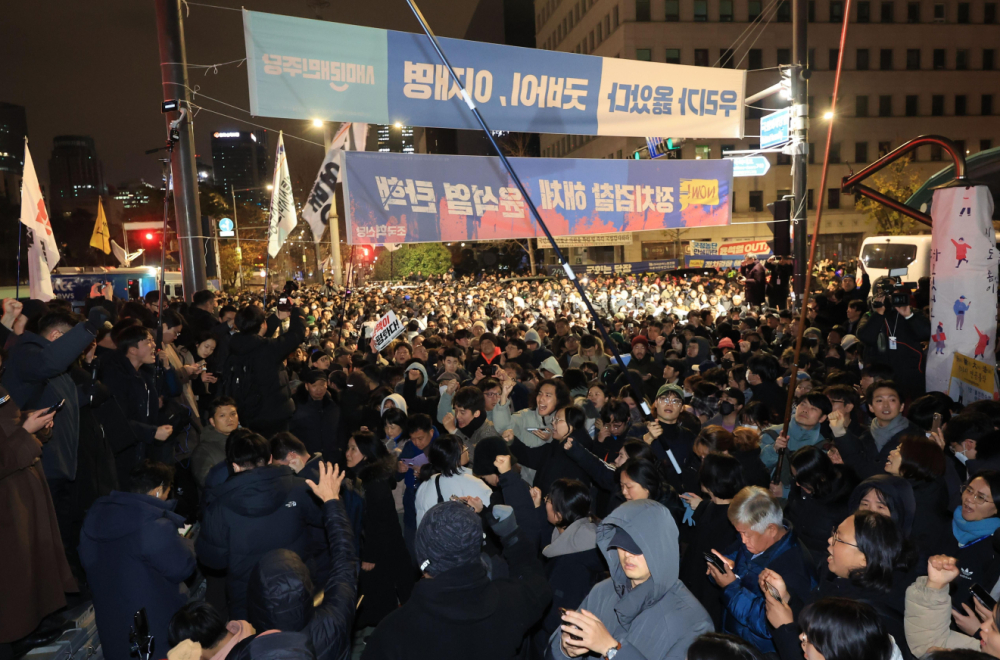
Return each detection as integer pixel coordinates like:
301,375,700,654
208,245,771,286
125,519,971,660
342,152,732,245
731,156,771,177
545,260,682,276
242,10,746,139
760,108,790,149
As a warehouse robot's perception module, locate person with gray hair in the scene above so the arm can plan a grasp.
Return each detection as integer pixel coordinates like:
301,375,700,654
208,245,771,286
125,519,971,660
705,486,815,654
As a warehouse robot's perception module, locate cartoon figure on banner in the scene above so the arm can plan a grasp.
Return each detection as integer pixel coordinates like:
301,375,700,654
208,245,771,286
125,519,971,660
952,237,972,268
974,326,990,360
954,296,971,330
960,190,972,217
933,322,947,355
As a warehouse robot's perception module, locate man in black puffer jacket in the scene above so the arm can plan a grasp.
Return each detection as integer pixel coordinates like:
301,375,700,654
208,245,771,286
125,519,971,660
225,303,306,438
228,461,357,660
289,370,341,457
196,431,322,619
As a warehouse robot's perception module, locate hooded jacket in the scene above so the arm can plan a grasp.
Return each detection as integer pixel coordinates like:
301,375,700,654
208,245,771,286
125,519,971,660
226,311,305,424
79,492,196,660
196,465,323,618
235,499,357,660
684,337,712,375
99,349,164,468
550,500,713,660
380,393,407,416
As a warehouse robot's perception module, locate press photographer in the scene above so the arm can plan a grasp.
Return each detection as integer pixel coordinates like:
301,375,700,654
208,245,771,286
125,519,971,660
856,274,930,399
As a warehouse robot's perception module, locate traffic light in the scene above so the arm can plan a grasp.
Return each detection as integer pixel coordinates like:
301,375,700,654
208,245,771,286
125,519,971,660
362,247,370,258
145,232,154,241
645,137,686,159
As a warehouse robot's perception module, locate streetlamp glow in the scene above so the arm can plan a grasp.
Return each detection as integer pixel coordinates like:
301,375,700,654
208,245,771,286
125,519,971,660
822,111,834,120
311,119,324,128
393,122,402,128
266,184,274,190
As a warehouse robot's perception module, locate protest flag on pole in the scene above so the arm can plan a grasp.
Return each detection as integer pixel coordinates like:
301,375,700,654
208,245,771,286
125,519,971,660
90,197,112,254
20,139,60,301
302,122,367,243
267,131,297,258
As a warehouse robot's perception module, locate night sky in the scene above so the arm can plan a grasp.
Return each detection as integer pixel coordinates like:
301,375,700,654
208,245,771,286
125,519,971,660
0,0,487,190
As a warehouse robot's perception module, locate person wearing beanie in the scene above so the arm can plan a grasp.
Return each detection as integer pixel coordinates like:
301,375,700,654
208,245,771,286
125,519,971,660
471,435,514,487
644,384,698,494
525,328,554,369
361,500,552,660
627,335,659,401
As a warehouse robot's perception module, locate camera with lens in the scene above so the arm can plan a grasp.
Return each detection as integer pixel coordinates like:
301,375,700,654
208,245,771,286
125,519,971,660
871,269,915,310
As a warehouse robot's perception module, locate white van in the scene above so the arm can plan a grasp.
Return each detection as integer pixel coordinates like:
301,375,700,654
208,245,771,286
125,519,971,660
857,235,932,284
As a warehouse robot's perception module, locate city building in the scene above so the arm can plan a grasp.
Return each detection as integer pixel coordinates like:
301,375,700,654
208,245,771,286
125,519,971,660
48,135,107,217
112,179,158,210
534,0,999,264
211,129,270,204
376,123,415,153
0,102,27,204
197,160,214,185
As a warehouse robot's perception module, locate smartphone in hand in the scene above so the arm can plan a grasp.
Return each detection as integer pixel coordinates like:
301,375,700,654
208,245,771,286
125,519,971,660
46,399,66,415
704,552,727,573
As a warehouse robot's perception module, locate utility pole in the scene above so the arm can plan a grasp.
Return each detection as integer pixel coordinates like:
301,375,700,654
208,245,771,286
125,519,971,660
155,0,207,301
323,123,344,288
790,0,809,299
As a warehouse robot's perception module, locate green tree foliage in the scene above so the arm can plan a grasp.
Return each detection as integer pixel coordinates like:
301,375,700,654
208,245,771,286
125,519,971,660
855,156,921,235
372,243,453,280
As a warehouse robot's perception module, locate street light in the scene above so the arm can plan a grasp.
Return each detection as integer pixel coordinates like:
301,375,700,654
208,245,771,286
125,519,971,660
266,184,274,190
393,122,402,128
823,111,835,120
312,118,324,128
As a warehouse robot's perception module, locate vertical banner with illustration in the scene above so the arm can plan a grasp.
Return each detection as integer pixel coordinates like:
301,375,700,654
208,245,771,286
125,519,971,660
927,185,998,398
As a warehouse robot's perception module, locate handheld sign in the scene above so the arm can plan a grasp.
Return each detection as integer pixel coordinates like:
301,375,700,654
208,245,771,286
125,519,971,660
373,310,405,352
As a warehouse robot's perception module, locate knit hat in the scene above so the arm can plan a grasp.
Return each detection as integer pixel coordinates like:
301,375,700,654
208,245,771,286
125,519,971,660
539,356,563,377
841,334,860,350
415,501,483,576
717,337,735,350
631,335,649,348
524,329,542,346
472,435,512,476
656,383,685,400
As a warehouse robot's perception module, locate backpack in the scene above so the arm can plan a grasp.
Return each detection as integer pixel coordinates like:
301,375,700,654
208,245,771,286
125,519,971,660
219,352,263,424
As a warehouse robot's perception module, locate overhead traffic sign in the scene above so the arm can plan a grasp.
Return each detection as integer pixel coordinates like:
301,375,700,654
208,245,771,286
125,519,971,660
760,107,790,149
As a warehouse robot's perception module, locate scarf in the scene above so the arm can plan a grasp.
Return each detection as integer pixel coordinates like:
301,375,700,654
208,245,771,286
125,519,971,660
952,506,1000,547
460,411,487,438
870,414,909,452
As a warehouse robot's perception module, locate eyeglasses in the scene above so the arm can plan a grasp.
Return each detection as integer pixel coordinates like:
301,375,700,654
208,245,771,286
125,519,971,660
830,527,858,548
484,391,502,398
657,396,684,404
963,485,992,505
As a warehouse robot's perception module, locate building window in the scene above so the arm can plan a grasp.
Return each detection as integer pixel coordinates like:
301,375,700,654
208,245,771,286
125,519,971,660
855,142,869,162
857,48,870,70
985,49,996,70
809,48,816,68
830,142,842,163
931,144,943,160
617,149,623,158
828,189,841,209
933,49,946,69
957,49,969,70
778,1,792,20
856,95,869,116
858,1,871,21
778,48,791,65
722,144,736,155
777,152,791,165
881,1,894,21
749,0,762,19
808,95,816,117
830,0,844,20
636,48,652,61
932,95,945,115
956,95,968,116
596,23,602,42
721,48,736,67
613,5,619,27
666,48,681,64
809,143,815,164
665,0,680,19
879,95,893,116
981,139,994,152
749,191,764,212
748,48,763,69
694,0,708,20
636,0,651,21
933,2,946,20
958,2,970,21
955,140,966,155
878,141,893,156
809,0,816,21
695,49,710,66
829,49,840,69
808,189,815,209
906,49,920,69
984,94,994,115
905,95,919,116
720,0,734,20
880,48,893,70
907,1,920,21
987,3,998,22
695,145,711,159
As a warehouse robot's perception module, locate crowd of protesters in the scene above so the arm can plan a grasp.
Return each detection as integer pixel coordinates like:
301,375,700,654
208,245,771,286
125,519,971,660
2,251,999,660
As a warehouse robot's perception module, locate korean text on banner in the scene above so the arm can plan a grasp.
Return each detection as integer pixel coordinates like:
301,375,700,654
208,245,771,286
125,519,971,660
341,152,732,245
302,123,368,244
926,185,998,397
948,353,998,403
242,10,745,139
267,132,298,258
20,142,59,301
373,310,404,352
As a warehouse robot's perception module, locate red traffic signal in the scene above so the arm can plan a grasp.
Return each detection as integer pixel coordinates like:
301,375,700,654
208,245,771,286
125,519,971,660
145,232,154,241
362,248,370,257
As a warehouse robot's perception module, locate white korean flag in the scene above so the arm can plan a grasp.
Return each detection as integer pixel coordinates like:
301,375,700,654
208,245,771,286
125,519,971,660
302,123,368,243
267,132,298,258
926,185,997,396
19,141,60,301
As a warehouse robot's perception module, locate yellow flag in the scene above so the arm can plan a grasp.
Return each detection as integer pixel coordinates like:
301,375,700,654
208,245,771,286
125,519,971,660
90,198,111,254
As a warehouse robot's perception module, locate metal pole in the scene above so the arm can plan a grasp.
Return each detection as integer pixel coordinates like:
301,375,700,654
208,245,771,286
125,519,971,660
155,0,207,302
324,123,344,288
15,221,21,300
231,185,243,290
790,0,809,298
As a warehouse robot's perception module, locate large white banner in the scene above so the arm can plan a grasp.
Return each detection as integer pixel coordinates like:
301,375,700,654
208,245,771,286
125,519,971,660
19,142,59,301
302,122,367,243
267,132,297,258
926,185,997,397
